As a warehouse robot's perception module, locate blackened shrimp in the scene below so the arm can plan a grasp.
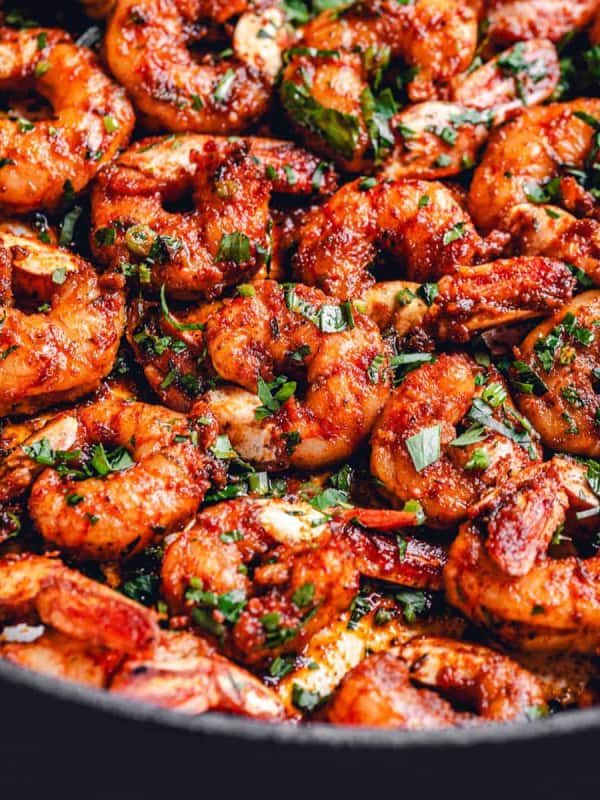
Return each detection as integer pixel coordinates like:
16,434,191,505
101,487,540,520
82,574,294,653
370,353,542,526
469,100,600,232
0,553,159,652
512,291,600,457
28,398,218,561
383,40,559,181
445,457,600,653
293,178,505,299
326,637,544,727
110,630,286,720
0,26,134,213
104,0,292,134
90,134,337,299
161,498,446,666
203,280,390,469
485,0,599,46
0,232,125,416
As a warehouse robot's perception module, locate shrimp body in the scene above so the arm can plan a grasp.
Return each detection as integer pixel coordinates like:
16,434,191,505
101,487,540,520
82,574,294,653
370,353,541,526
105,0,292,134
469,100,600,232
111,631,286,720
0,233,125,416
0,27,134,213
445,458,600,653
91,134,337,299
204,280,390,469
514,292,600,456
485,0,599,45
0,554,159,652
327,637,544,727
162,497,446,665
28,399,218,561
293,178,502,299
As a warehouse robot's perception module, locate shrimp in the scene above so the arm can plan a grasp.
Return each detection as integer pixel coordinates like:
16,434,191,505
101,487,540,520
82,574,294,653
370,353,542,527
0,553,159,652
326,637,544,727
300,0,478,103
485,0,599,46
1,629,122,688
423,256,576,343
512,292,600,457
469,100,600,233
79,0,116,18
504,204,600,283
110,630,286,720
292,178,505,299
0,232,125,416
383,40,559,181
161,497,446,666
203,280,390,469
0,27,134,213
104,0,292,134
445,457,600,653
90,134,337,299
28,398,219,561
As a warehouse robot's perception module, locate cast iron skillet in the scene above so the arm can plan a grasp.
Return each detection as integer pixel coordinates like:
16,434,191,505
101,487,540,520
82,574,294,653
1,657,600,799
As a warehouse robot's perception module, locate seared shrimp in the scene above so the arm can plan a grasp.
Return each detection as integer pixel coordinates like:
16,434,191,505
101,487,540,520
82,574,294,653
0,27,134,213
424,256,575,343
326,637,544,727
105,0,292,133
0,232,125,416
485,0,599,46
370,353,541,526
469,100,600,232
0,554,159,652
91,134,337,299
161,497,445,666
445,457,600,653
504,204,600,283
513,291,600,457
204,280,390,469
300,0,477,102
110,630,286,720
293,178,505,299
384,40,559,181
28,398,218,561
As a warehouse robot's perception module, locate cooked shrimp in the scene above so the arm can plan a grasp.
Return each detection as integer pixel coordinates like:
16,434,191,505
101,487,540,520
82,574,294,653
0,412,78,504
0,232,125,416
276,603,468,715
79,0,116,18
424,256,576,343
293,178,505,299
0,553,159,652
1,629,122,688
28,398,218,561
445,457,600,653
91,134,337,299
105,0,292,134
204,280,390,469
0,26,134,213
300,0,478,103
161,497,445,666
110,630,286,720
513,291,600,456
485,0,599,46
370,353,542,526
383,40,559,181
469,100,600,232
326,637,544,727
126,295,217,412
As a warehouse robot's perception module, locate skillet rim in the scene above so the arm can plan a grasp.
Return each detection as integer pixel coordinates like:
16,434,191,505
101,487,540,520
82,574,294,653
2,656,600,749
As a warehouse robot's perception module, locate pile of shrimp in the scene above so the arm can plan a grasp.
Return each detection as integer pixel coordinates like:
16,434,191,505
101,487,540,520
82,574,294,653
2,0,600,731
